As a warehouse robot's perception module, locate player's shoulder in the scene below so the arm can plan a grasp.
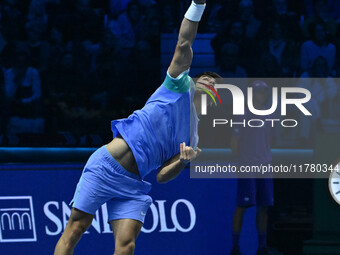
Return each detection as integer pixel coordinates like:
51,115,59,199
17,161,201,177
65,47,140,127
162,69,192,93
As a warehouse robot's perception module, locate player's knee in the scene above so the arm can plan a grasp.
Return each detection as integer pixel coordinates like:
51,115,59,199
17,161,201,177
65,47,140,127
67,209,92,237
71,223,87,237
58,221,88,251
66,218,89,242
114,240,136,255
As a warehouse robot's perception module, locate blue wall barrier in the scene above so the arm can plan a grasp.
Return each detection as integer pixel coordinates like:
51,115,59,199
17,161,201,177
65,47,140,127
0,148,313,255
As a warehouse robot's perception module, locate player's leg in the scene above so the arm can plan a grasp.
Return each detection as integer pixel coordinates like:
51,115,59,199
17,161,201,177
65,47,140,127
256,206,273,255
230,178,256,255
232,206,247,234
256,178,274,255
231,206,247,255
55,145,116,254
54,208,93,255
111,218,143,255
256,206,268,234
106,194,152,255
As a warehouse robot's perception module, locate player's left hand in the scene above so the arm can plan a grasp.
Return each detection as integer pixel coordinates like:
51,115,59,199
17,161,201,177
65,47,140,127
180,142,202,165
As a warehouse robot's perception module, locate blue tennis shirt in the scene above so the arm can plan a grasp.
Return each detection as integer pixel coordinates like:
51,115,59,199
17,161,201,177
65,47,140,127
111,70,199,179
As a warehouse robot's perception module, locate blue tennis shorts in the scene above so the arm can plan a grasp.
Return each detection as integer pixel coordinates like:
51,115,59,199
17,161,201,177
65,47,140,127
70,145,152,223
236,178,274,207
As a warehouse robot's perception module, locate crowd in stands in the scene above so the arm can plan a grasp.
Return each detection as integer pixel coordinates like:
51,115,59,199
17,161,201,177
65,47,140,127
0,0,161,146
0,0,339,147
210,0,340,147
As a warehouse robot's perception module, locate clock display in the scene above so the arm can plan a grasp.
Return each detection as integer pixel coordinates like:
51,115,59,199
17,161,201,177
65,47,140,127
329,162,340,205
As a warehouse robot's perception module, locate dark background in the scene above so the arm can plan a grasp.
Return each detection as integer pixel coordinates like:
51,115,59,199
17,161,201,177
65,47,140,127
0,0,339,148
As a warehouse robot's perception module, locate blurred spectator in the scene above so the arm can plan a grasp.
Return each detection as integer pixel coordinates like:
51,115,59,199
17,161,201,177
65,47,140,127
129,40,160,105
84,31,135,118
268,0,301,41
211,20,258,75
210,0,240,25
259,22,299,77
45,52,89,135
88,32,120,109
109,0,155,18
274,0,288,15
298,56,337,144
214,42,247,78
327,0,340,19
1,0,29,41
0,41,17,70
108,0,147,49
24,22,49,72
4,49,44,134
46,52,83,98
0,66,6,140
27,0,48,32
160,3,177,33
300,23,336,72
238,0,262,39
204,0,224,32
44,25,66,80
0,25,8,57
66,38,92,79
256,52,282,77
304,0,340,19
71,0,103,42
4,49,42,111
302,0,337,38
144,3,159,24
146,17,161,57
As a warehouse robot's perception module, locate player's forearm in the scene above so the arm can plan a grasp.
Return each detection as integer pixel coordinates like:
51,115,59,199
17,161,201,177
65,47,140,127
157,159,186,184
157,143,201,183
168,1,206,78
178,0,206,46
168,18,199,77
178,18,199,49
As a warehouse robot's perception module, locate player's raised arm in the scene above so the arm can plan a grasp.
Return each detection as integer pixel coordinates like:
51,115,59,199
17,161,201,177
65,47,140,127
168,0,206,78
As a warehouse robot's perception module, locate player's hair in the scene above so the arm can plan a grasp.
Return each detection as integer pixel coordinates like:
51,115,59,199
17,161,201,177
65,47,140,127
193,71,221,79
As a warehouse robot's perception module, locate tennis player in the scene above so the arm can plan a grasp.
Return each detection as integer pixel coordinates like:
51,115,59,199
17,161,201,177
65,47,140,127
54,1,220,254
230,81,274,255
